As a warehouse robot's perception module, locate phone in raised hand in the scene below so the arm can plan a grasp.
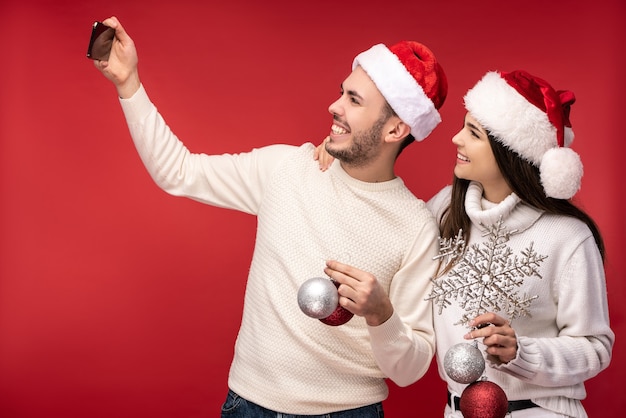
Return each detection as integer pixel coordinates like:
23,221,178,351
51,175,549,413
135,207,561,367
86,21,115,60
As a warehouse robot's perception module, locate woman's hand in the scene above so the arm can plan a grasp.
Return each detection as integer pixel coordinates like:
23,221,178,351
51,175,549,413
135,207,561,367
465,312,518,363
314,137,335,171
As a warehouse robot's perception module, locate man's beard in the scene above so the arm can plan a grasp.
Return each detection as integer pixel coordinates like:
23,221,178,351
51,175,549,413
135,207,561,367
327,113,388,167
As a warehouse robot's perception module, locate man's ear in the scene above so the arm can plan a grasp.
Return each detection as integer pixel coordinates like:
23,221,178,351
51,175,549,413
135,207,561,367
384,117,411,144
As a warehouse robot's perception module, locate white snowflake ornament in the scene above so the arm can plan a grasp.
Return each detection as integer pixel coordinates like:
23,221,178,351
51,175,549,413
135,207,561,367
427,219,547,325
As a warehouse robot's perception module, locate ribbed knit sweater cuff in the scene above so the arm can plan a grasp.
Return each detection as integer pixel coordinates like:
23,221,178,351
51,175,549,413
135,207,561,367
491,335,541,380
119,84,152,124
368,311,407,345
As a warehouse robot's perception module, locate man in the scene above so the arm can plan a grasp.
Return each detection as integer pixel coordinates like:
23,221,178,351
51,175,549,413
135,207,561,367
94,16,447,417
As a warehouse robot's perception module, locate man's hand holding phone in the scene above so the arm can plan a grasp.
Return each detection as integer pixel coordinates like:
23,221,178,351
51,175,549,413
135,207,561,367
89,16,141,99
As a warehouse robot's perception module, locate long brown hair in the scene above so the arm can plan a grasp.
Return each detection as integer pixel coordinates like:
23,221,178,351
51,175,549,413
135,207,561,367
438,133,605,262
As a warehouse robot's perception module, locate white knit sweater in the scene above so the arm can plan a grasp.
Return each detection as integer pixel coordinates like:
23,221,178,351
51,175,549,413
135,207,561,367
119,85,441,414
427,182,614,418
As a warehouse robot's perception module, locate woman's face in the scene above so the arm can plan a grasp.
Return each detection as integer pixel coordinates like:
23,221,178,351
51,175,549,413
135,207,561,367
452,113,512,202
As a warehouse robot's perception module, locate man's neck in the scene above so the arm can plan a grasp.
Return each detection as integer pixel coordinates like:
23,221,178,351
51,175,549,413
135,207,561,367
340,161,396,183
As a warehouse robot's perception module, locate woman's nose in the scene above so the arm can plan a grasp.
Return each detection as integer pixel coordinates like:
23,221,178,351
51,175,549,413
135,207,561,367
451,130,463,146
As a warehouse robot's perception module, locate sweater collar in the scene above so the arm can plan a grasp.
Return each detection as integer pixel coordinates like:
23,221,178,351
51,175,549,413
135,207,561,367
465,181,543,233
330,161,405,192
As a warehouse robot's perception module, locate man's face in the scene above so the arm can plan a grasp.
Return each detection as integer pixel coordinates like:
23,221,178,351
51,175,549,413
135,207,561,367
325,66,390,167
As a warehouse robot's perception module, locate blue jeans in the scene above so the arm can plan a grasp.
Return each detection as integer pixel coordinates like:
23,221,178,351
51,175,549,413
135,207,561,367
221,389,385,418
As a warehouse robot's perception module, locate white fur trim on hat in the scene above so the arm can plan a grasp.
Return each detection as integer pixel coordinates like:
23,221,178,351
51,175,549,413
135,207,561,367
465,71,583,199
352,44,440,141
464,72,555,165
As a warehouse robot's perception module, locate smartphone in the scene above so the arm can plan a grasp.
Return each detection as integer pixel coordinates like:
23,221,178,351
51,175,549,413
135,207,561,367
86,21,115,60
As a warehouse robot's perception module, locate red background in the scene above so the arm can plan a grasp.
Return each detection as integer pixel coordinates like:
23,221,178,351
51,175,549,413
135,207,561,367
1,0,624,416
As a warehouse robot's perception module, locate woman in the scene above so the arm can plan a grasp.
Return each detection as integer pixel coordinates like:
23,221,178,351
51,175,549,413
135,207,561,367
316,70,614,417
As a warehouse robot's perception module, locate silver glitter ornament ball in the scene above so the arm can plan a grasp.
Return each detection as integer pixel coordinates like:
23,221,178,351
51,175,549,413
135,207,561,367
444,342,486,384
297,277,339,319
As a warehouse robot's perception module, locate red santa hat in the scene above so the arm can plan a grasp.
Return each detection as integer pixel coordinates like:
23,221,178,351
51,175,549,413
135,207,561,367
352,41,447,142
464,70,583,199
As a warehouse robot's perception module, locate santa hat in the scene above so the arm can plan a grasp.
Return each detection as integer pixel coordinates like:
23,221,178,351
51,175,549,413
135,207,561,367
464,70,583,199
352,41,447,142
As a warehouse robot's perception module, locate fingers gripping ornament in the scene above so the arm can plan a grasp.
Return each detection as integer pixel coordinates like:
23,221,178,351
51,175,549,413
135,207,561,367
297,277,353,326
319,279,354,326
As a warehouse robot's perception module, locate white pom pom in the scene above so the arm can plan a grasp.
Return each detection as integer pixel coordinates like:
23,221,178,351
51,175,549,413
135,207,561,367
539,147,583,199
564,127,575,148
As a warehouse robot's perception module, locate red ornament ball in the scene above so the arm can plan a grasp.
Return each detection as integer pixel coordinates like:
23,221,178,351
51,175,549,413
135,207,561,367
319,304,354,326
460,381,508,418
319,280,354,326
